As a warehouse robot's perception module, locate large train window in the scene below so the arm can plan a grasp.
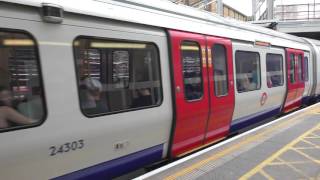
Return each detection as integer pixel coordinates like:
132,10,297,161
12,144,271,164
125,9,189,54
0,30,45,131
297,55,303,82
289,54,295,83
73,37,162,116
304,57,309,81
212,44,228,96
235,51,261,93
181,41,203,101
266,54,284,88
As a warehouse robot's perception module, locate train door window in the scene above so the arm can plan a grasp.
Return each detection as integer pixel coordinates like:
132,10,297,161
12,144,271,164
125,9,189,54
266,54,284,88
304,56,309,81
289,54,295,83
212,44,228,96
181,41,203,101
0,30,46,131
74,37,162,116
297,55,303,82
235,51,260,92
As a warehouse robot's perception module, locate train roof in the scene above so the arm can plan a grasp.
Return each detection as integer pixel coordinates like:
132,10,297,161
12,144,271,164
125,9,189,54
304,38,320,46
4,0,310,50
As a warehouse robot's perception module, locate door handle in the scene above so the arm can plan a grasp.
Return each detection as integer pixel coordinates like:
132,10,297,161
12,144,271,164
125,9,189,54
230,80,233,86
176,86,181,93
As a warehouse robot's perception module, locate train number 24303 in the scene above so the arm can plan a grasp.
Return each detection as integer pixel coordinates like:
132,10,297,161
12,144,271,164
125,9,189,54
49,140,84,156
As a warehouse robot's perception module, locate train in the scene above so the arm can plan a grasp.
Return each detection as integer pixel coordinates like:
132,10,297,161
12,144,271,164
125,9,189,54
1,0,320,179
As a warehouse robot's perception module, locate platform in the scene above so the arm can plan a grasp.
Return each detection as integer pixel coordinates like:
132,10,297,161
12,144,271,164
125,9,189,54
135,103,320,180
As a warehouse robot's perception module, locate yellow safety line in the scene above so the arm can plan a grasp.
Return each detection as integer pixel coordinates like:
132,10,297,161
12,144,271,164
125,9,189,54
304,136,320,139
268,160,310,166
260,170,274,180
239,120,320,180
277,157,311,179
291,148,320,164
300,139,320,149
295,147,320,150
164,110,311,180
305,132,320,138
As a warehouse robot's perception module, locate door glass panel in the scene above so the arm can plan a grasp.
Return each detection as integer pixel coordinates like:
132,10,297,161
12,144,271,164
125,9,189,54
297,55,303,82
212,44,228,96
290,54,295,83
304,57,309,81
181,41,203,101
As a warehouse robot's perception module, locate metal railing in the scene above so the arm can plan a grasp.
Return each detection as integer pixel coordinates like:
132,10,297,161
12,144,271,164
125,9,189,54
274,3,320,21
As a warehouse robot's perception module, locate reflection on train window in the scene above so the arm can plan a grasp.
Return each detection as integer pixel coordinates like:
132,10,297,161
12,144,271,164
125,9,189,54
212,44,228,97
0,30,45,131
113,50,129,88
290,54,295,83
235,51,260,93
74,37,162,116
297,55,303,82
181,41,203,101
304,57,309,81
266,54,284,88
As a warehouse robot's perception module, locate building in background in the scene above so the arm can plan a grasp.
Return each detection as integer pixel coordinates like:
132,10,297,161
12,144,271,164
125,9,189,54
170,0,249,21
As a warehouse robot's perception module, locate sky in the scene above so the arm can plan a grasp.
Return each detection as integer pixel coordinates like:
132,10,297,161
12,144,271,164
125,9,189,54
223,0,252,16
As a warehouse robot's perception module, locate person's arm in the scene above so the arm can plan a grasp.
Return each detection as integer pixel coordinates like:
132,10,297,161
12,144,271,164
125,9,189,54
0,106,35,125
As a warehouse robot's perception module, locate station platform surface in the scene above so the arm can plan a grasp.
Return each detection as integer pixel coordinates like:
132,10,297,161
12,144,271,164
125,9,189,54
136,103,320,180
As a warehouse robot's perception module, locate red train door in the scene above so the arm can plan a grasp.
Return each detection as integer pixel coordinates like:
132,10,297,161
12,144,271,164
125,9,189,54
283,48,305,113
204,36,235,144
169,30,210,157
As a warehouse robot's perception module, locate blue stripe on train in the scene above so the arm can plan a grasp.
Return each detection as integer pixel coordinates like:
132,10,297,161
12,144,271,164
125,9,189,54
302,96,312,106
53,144,163,180
230,106,281,133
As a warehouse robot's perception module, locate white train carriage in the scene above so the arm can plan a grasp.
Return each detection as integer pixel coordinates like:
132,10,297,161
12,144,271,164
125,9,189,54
0,0,319,179
303,38,320,102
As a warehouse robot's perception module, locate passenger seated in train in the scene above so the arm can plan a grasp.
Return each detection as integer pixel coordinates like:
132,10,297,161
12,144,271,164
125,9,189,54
18,86,44,120
79,77,108,114
267,71,282,87
237,74,251,92
267,72,273,88
132,88,152,108
251,64,259,88
0,86,36,128
247,72,259,90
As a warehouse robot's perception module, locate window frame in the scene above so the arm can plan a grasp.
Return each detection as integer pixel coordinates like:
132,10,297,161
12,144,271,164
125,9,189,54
180,40,204,102
266,53,284,88
73,35,163,118
0,28,47,133
235,50,261,93
212,44,229,97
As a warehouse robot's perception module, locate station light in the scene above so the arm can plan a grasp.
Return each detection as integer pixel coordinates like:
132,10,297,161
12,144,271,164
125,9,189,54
90,42,146,49
3,39,34,46
181,45,199,51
